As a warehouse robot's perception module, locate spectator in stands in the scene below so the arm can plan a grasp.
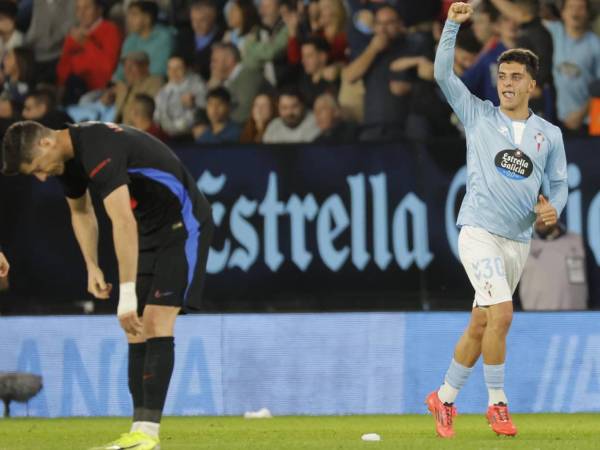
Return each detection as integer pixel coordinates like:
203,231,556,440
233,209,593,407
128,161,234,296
21,88,73,128
223,0,261,53
114,51,163,125
175,0,225,81
56,0,122,105
286,0,349,66
0,46,33,121
453,28,481,76
0,1,23,62
471,0,500,53
299,36,339,107
130,93,169,141
242,0,289,85
113,0,174,81
520,221,588,310
313,92,357,143
462,14,519,105
194,86,242,142
25,0,75,84
208,42,266,123
263,86,320,142
544,0,600,133
490,0,555,118
154,55,207,137
240,91,276,143
342,5,433,141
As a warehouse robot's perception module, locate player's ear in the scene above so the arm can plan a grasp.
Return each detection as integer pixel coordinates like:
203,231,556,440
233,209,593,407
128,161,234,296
528,78,536,94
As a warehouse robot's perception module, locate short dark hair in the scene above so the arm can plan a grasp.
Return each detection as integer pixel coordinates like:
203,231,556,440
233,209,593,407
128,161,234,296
301,36,330,54
212,42,241,63
475,0,500,22
133,93,156,118
277,85,305,105
1,121,51,175
497,48,539,80
129,0,159,24
190,0,217,11
558,0,590,12
456,28,482,54
206,87,231,104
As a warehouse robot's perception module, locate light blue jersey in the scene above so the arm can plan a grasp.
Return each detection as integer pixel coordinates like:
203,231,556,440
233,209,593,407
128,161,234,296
435,20,568,243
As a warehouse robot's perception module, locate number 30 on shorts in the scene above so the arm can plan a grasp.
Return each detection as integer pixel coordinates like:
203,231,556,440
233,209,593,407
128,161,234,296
471,257,506,280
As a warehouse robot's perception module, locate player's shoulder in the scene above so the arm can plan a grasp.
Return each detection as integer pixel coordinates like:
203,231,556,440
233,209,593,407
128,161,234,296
531,114,564,145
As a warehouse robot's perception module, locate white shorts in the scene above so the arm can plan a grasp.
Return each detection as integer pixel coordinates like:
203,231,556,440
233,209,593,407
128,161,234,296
458,226,530,307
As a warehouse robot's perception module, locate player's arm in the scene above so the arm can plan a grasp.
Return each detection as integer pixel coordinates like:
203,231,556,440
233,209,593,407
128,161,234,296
435,3,490,127
66,190,112,299
536,130,568,226
103,184,142,336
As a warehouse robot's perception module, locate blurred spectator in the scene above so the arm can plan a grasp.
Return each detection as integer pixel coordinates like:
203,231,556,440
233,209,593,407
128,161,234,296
65,83,117,122
223,0,261,52
263,86,319,142
342,5,433,141
56,0,122,105
544,0,600,133
240,91,276,143
21,88,73,128
313,92,357,143
462,14,519,105
471,0,500,52
25,0,75,84
519,221,588,310
193,86,241,142
298,36,339,107
154,55,207,137
0,1,23,61
490,0,555,118
286,0,349,66
114,51,163,124
0,46,32,120
175,0,225,81
130,93,169,141
242,0,289,85
113,0,174,81
453,28,481,76
208,42,267,123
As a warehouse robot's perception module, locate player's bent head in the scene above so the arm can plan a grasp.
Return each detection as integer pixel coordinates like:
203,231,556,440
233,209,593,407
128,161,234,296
1,120,55,177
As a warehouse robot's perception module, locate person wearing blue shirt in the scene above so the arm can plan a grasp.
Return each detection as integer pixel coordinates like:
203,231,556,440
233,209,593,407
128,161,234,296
194,87,241,143
425,2,568,440
113,0,174,81
544,0,600,132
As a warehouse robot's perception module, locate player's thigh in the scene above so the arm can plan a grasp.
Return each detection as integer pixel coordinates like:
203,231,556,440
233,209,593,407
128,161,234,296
458,226,512,307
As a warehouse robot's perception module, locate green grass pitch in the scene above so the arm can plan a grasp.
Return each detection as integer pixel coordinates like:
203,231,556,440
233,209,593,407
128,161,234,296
1,414,599,450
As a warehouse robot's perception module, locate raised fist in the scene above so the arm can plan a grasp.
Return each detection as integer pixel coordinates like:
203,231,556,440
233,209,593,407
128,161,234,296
448,2,473,24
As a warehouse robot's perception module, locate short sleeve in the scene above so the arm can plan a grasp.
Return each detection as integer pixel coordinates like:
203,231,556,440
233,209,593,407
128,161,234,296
85,152,130,199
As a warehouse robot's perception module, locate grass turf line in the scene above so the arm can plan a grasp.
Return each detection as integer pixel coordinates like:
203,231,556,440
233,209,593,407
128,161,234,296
0,414,599,450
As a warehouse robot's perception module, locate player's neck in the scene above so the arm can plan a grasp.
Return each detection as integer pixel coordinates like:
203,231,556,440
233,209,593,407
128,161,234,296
500,105,530,121
55,129,75,160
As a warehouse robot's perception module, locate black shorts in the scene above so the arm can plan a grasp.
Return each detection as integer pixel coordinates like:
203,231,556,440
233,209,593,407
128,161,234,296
136,216,214,314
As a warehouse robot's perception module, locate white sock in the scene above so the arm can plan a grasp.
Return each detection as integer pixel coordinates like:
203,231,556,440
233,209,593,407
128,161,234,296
137,421,160,439
438,382,460,404
130,421,141,432
488,389,508,406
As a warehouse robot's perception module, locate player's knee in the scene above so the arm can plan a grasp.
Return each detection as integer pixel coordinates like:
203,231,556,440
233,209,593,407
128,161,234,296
467,321,486,341
143,311,170,337
490,311,513,334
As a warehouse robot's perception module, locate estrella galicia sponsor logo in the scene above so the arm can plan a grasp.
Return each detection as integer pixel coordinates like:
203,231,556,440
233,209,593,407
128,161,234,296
494,149,533,180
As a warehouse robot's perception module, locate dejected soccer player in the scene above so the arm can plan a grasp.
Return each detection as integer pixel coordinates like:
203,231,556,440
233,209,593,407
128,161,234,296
1,120,214,450
426,2,568,438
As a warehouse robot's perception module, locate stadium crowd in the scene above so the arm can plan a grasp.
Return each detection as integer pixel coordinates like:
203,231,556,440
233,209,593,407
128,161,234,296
0,0,598,144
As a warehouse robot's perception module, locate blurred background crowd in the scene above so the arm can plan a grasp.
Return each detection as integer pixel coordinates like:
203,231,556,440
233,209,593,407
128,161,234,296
0,0,598,145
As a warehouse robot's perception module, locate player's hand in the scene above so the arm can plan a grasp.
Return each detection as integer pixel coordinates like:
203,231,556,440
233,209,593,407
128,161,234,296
534,195,558,226
448,2,473,23
118,311,143,336
0,252,9,277
87,265,113,299
369,33,389,53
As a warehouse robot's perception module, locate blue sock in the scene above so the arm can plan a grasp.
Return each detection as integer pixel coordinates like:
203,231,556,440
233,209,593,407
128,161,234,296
484,363,508,405
437,358,473,404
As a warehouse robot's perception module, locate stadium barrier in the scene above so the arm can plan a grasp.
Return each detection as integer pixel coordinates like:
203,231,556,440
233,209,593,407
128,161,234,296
1,312,599,417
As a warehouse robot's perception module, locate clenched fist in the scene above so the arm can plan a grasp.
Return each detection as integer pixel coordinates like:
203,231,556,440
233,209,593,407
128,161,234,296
448,2,473,23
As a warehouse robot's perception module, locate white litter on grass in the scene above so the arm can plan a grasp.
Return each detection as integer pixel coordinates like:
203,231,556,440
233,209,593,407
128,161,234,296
243,407,273,419
361,433,381,441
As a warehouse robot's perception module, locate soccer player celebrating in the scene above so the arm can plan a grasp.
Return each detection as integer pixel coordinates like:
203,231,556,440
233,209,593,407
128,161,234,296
426,2,568,438
1,121,214,450
0,245,9,277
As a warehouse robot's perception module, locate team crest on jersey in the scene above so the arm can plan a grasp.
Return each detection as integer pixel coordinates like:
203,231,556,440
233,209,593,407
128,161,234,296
534,132,545,152
494,149,533,180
